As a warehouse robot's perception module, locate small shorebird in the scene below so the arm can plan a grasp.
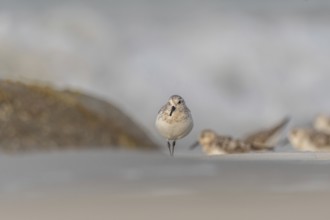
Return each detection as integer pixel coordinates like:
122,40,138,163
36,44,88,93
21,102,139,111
155,95,193,156
190,129,273,155
243,117,290,146
289,128,330,152
314,114,330,135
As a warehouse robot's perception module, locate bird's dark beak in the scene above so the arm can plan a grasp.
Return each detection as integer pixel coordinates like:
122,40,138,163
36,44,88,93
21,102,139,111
169,106,176,116
189,141,199,150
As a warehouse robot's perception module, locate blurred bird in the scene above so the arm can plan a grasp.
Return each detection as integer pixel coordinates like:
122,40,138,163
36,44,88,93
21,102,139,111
289,128,330,152
243,116,290,147
190,129,274,155
190,117,289,155
314,114,330,135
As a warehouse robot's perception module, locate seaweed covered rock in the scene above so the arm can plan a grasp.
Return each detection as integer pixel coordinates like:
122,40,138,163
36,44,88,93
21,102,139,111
0,80,159,153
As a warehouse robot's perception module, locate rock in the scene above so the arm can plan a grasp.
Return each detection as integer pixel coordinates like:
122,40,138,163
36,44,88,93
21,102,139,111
0,80,159,153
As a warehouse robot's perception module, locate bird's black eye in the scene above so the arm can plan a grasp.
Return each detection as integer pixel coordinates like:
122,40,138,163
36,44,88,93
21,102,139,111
178,100,182,104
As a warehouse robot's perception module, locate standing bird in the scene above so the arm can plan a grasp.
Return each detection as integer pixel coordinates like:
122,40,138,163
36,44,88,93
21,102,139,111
155,95,193,156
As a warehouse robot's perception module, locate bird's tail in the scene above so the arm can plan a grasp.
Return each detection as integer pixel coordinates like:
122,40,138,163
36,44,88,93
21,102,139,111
189,141,199,150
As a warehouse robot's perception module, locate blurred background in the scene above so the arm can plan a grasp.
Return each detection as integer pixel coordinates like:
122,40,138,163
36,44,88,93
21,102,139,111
1,1,330,219
1,0,330,152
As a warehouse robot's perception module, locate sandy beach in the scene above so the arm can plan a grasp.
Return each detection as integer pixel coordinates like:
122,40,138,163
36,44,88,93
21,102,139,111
0,150,329,220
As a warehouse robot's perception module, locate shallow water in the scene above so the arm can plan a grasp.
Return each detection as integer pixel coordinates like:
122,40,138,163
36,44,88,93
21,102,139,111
0,150,330,219
1,150,330,194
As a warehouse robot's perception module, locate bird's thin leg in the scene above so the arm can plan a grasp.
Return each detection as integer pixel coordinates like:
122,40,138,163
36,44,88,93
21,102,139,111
167,141,171,156
171,141,176,156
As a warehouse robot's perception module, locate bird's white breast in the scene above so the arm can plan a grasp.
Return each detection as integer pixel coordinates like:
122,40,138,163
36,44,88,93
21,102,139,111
155,116,193,141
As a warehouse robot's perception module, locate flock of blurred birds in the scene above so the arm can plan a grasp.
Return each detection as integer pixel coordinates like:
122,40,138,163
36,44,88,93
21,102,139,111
190,114,330,155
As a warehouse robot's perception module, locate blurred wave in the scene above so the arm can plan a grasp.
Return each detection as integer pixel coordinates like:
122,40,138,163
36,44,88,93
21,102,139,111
0,1,329,151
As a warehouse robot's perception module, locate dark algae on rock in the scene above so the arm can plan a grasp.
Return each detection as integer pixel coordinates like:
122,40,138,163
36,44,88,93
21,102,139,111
0,80,159,153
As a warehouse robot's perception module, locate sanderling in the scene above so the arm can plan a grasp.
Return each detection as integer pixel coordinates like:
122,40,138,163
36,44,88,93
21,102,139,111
190,129,273,155
314,114,330,135
155,95,193,156
243,116,290,146
288,128,330,152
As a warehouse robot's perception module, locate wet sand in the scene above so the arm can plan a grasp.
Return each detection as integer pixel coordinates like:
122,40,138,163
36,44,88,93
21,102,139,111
0,150,329,220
